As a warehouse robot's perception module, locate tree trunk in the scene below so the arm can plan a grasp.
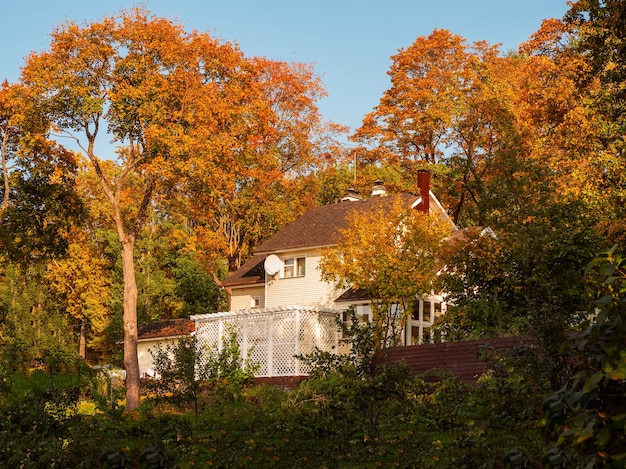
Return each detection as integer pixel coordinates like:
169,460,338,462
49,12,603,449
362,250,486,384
121,236,141,411
1,131,9,212
79,317,87,360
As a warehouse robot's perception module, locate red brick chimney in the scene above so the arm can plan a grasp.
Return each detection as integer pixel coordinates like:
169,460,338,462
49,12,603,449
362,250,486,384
417,170,430,213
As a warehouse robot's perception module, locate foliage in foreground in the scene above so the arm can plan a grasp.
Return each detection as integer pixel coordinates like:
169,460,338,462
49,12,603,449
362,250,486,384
0,304,551,468
541,246,626,467
3,247,626,467
0,364,549,468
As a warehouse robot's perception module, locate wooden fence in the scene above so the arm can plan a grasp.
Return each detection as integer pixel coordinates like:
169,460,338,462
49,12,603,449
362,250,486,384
376,335,537,381
254,336,537,389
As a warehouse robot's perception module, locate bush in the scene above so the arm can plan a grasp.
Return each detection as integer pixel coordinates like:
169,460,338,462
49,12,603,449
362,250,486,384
146,330,256,423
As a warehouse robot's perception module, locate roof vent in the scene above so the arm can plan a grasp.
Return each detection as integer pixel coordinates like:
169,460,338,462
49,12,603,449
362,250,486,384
371,180,386,197
341,187,362,202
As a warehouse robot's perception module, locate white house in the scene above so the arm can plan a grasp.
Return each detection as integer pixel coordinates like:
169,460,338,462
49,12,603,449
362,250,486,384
194,172,458,375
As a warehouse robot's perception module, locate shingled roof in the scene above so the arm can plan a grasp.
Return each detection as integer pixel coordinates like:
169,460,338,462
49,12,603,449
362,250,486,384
221,193,419,288
254,193,419,254
137,318,195,340
220,254,268,287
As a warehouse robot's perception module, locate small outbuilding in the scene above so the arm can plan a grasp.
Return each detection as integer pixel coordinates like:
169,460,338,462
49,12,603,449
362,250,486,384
136,318,195,378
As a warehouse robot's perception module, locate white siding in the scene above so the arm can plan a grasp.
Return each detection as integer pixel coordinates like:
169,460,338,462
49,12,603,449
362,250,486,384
265,250,341,309
137,337,182,378
230,285,265,311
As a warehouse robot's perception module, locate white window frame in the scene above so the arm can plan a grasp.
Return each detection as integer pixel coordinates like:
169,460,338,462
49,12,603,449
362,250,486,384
282,256,306,278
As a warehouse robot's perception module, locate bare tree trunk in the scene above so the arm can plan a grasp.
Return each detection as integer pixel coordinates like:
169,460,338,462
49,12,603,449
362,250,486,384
79,317,87,360
121,236,141,410
210,271,224,312
88,148,147,411
1,130,10,212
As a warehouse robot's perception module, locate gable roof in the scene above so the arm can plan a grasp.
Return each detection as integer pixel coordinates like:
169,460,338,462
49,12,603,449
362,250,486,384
221,253,268,288
334,287,372,303
221,193,420,288
254,193,420,255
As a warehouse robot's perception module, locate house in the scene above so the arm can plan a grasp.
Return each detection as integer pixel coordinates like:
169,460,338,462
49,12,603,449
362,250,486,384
135,318,195,378
190,171,457,377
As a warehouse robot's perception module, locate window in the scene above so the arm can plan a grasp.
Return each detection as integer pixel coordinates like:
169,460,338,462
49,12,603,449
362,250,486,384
391,303,404,317
360,304,370,323
251,296,260,308
283,256,306,278
423,301,432,322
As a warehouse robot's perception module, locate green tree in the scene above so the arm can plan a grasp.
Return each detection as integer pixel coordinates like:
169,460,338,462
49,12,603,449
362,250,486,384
542,247,626,467
0,263,76,376
172,252,222,316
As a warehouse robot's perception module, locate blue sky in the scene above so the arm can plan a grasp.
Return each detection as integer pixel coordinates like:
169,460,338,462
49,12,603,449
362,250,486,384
1,0,568,137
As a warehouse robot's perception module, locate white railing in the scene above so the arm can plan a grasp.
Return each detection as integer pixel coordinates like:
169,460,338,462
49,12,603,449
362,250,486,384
191,306,339,377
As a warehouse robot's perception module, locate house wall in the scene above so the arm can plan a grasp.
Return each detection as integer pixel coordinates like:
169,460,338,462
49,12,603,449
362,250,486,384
230,285,265,311
137,337,182,378
265,250,342,309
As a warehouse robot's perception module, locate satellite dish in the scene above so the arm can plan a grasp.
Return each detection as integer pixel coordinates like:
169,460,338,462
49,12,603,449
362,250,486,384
264,254,283,276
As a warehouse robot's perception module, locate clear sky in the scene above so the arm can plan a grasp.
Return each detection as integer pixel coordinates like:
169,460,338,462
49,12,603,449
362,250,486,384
1,0,569,137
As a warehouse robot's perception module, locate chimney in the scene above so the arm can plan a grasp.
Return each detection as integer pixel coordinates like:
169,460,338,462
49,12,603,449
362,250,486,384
371,180,386,197
417,170,430,213
341,188,362,202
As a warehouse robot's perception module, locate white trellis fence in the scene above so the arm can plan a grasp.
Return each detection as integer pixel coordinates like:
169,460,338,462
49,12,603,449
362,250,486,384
191,306,339,377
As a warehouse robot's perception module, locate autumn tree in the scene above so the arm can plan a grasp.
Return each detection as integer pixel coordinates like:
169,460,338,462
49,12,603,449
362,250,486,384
0,81,20,213
189,58,347,272
561,0,626,242
20,8,275,409
319,197,451,349
354,30,529,227
20,8,339,409
0,99,85,369
47,227,111,359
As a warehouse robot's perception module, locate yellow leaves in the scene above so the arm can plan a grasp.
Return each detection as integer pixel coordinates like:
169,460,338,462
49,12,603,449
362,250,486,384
320,196,451,303
46,227,112,333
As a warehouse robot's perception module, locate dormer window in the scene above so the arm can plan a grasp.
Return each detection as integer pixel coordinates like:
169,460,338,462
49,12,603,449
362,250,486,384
283,256,306,278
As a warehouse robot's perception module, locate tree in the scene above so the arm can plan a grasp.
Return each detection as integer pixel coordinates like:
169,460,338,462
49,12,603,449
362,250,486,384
542,247,626,466
0,263,77,376
319,197,451,349
187,58,347,272
0,81,21,213
47,227,112,359
562,0,626,242
19,8,281,409
352,29,523,227
353,29,470,167
565,0,626,124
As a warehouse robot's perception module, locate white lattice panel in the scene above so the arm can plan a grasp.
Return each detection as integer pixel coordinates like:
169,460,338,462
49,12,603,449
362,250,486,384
191,306,338,378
